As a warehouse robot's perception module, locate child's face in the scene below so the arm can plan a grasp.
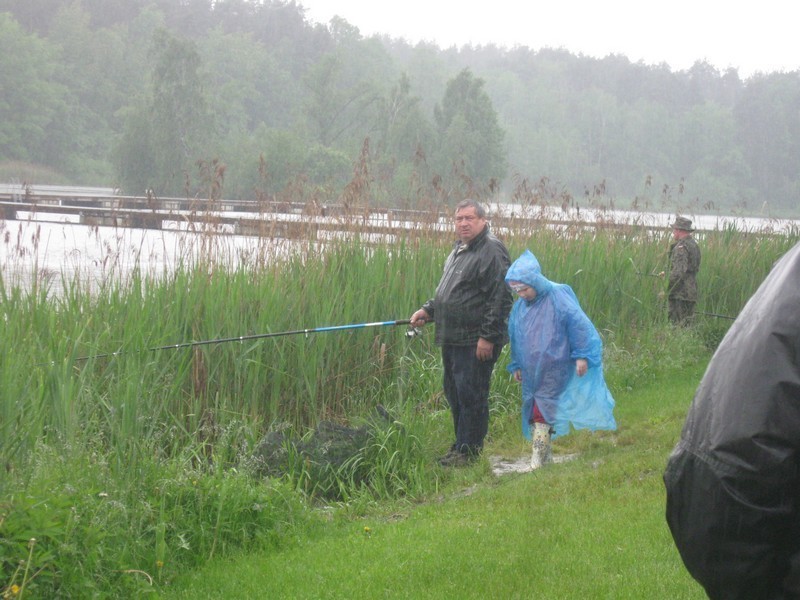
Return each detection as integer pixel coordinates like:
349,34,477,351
509,281,537,301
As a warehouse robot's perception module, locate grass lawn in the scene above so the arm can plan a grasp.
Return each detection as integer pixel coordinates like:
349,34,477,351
161,361,708,599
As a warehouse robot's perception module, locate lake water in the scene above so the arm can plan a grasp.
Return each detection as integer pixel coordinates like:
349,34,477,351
2,206,797,296
0,217,302,296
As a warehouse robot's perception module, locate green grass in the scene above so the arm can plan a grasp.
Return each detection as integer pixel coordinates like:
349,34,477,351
161,362,707,599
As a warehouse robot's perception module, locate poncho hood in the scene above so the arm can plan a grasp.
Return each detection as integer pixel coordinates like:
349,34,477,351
504,249,554,299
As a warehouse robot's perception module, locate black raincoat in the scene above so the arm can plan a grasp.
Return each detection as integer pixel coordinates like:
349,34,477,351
664,241,800,599
421,225,512,347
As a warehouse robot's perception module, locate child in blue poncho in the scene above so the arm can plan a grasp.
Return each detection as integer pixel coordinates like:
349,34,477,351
506,250,616,469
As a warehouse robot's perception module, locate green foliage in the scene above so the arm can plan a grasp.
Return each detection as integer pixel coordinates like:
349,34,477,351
199,26,297,132
0,162,71,186
0,14,66,165
2,3,800,209
735,73,800,208
1,222,798,596
1,444,310,597
302,53,378,149
113,98,160,195
302,144,352,188
45,2,120,181
115,25,216,196
253,409,430,503
216,125,309,199
433,68,507,196
153,28,211,194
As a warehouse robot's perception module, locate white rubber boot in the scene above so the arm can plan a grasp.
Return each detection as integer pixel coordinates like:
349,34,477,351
531,423,553,470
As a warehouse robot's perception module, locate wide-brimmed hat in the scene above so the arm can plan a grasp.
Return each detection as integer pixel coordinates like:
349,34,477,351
670,216,694,231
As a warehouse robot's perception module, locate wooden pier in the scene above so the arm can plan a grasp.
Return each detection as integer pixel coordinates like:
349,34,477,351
0,184,675,240
0,186,455,240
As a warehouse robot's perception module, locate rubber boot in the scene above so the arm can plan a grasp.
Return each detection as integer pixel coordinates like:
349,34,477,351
531,422,553,470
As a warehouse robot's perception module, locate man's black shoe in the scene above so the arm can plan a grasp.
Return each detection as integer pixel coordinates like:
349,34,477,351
438,450,477,468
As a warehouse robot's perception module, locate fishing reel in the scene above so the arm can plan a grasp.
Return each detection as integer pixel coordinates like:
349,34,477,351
405,325,424,339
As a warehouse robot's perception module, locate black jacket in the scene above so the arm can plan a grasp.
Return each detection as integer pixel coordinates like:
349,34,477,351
422,225,512,347
664,241,800,599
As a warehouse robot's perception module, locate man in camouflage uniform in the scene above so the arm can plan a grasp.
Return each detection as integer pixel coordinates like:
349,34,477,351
668,216,701,325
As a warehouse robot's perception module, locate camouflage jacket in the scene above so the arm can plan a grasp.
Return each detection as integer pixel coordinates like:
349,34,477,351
668,236,700,301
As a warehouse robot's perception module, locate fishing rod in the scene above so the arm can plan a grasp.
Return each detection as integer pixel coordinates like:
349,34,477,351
636,270,664,278
627,259,738,320
698,311,737,320
68,318,428,364
628,257,664,278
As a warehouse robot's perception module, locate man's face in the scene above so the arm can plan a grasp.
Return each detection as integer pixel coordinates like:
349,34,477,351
455,206,486,243
672,228,688,240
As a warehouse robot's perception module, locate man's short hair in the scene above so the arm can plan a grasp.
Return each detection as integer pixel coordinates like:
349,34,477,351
456,199,486,219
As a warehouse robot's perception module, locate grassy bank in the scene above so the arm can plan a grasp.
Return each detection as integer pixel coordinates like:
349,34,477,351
163,360,708,599
1,220,796,597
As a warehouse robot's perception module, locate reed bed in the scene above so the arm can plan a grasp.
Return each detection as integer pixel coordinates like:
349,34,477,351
1,208,797,597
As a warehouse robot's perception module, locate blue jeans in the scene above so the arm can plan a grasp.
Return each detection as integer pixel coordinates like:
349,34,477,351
441,343,502,454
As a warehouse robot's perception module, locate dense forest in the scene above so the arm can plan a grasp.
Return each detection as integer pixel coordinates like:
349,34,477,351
1,0,799,214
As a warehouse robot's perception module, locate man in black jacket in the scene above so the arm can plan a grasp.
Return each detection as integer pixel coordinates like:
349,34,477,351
664,241,800,599
410,199,512,467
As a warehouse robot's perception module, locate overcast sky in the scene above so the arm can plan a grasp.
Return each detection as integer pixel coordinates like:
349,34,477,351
299,1,797,78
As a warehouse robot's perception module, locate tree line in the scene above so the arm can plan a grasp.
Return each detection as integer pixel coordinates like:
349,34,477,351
1,0,799,214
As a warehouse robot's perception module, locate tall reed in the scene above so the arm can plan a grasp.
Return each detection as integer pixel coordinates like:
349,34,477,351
2,221,798,466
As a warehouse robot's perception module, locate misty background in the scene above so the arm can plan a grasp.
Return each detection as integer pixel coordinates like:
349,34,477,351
1,0,799,215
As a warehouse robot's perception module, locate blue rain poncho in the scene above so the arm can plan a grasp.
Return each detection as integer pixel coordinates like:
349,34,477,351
505,250,617,439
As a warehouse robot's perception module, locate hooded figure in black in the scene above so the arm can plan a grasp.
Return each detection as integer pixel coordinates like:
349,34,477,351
664,241,800,599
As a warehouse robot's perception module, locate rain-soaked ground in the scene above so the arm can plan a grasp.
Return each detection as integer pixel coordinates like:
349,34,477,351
489,452,578,476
